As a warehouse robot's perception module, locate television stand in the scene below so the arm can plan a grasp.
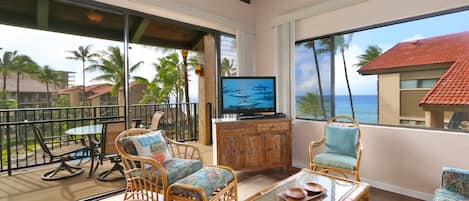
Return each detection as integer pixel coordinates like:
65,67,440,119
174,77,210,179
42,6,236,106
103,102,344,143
238,115,265,120
212,118,292,171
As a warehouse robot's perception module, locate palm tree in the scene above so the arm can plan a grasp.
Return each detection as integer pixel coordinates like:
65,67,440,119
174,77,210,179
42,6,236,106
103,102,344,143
86,46,143,103
135,53,185,104
221,58,236,76
298,92,324,118
36,65,62,104
11,55,37,108
0,50,18,95
335,34,355,118
303,40,330,119
355,45,382,67
66,45,99,106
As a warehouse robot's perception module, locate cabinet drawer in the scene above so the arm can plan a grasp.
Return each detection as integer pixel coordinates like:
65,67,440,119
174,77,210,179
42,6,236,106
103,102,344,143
257,122,289,132
218,125,255,134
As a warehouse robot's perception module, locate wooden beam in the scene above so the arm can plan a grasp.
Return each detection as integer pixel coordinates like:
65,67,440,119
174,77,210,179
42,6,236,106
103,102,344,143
131,18,150,43
190,32,206,50
36,0,50,29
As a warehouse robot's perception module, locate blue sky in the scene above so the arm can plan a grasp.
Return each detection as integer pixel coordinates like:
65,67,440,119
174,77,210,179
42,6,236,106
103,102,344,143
296,9,469,96
0,24,201,100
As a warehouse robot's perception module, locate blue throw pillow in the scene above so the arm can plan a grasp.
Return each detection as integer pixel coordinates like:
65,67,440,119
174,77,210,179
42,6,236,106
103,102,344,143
324,125,359,158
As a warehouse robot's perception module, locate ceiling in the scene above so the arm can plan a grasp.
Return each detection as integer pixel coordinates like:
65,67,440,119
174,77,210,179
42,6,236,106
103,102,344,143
0,0,208,50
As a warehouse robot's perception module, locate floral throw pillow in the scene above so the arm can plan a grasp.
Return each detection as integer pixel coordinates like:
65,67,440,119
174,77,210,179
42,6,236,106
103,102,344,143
129,130,172,162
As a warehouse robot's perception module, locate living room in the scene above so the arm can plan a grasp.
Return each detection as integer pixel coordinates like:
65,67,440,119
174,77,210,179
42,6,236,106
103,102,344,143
0,0,468,201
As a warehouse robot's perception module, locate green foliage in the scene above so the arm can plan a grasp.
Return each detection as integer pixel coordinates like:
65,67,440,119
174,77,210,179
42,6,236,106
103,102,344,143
35,65,63,105
0,91,16,109
221,57,236,76
136,52,198,104
86,46,143,99
355,45,383,67
298,92,326,119
53,96,70,107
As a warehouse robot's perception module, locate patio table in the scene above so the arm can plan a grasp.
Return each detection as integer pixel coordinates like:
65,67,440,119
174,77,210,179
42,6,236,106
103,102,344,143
65,124,103,178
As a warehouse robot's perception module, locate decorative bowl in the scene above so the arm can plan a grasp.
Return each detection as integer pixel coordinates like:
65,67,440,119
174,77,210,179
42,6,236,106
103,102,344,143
303,182,325,195
284,187,307,199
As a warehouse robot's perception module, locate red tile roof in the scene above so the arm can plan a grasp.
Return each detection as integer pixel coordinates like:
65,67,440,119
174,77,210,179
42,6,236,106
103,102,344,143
56,83,113,100
357,31,469,107
56,81,141,100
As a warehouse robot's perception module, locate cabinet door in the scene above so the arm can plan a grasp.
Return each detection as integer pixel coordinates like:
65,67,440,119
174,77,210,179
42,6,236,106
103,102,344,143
243,133,265,169
219,134,243,170
265,132,287,166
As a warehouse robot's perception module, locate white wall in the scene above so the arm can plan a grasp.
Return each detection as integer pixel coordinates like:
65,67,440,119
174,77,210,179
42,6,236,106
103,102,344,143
94,0,256,34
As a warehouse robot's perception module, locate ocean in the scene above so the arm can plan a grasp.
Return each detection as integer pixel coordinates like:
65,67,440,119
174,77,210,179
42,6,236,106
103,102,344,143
296,95,378,124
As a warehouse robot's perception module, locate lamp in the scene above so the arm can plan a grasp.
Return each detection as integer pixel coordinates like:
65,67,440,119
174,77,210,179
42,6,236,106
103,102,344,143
87,10,104,23
195,64,204,76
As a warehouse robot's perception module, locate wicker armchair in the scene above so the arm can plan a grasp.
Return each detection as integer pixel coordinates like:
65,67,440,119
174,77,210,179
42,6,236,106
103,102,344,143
115,128,203,201
149,111,165,131
309,116,362,181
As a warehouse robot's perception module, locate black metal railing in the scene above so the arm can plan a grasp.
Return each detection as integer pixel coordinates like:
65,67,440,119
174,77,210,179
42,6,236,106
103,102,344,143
0,103,198,174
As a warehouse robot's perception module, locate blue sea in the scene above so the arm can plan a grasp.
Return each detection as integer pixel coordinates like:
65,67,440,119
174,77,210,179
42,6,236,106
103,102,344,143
296,95,378,124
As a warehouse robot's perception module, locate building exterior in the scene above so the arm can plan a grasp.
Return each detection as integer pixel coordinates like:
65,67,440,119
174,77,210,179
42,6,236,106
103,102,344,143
358,31,469,128
56,82,145,107
0,71,70,108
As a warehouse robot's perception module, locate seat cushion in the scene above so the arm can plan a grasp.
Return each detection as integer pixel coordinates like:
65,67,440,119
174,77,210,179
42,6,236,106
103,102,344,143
442,167,469,196
313,152,357,170
324,125,359,158
123,130,172,162
434,189,469,201
147,158,202,185
170,167,234,200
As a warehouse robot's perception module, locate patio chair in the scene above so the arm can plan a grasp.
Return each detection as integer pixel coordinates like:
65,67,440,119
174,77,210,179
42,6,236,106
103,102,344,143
309,116,362,181
115,128,203,201
31,124,88,180
96,120,126,181
149,111,165,130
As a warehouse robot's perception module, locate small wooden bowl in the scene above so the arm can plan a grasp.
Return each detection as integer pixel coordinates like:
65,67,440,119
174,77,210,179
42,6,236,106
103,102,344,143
303,182,324,195
285,187,307,199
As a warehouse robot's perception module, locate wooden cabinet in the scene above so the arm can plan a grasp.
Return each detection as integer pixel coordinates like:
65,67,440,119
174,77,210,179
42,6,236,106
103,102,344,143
213,118,291,171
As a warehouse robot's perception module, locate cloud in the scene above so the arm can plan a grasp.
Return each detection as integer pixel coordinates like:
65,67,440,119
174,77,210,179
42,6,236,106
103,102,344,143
334,44,377,95
400,34,425,42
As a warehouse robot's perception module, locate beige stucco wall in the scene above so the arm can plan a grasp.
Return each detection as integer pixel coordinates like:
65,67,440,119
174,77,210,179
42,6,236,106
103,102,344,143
378,73,400,125
68,90,81,107
252,0,469,199
293,120,469,199
400,68,449,121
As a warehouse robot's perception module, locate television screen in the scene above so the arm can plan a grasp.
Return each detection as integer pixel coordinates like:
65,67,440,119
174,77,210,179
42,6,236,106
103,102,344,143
221,77,276,114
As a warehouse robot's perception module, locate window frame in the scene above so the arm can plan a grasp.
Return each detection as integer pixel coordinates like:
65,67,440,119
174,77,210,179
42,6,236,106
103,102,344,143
293,6,469,134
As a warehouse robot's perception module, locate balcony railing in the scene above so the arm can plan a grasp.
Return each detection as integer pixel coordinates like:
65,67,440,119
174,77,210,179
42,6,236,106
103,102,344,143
0,103,199,175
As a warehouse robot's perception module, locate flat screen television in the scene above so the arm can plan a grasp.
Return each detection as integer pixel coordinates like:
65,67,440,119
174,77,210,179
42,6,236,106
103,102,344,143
221,76,276,115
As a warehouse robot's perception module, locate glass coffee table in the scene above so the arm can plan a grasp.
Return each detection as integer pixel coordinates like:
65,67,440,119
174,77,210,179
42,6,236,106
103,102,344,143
245,169,370,201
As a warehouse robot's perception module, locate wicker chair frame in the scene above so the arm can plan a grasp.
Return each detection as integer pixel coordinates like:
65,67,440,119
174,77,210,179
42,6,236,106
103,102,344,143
115,128,202,201
165,166,238,201
309,116,363,181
